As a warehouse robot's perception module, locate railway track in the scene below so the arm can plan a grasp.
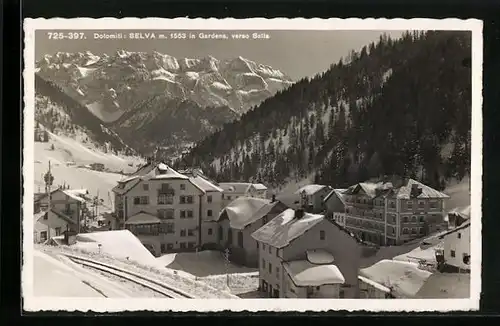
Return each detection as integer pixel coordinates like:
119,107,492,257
63,254,194,298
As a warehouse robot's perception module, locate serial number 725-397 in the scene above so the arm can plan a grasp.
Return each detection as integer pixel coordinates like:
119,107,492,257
47,32,86,40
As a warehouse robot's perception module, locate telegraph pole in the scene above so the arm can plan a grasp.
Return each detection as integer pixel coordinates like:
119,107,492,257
224,248,230,287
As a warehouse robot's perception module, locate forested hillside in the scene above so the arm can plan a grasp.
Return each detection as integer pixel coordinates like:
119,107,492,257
179,31,471,191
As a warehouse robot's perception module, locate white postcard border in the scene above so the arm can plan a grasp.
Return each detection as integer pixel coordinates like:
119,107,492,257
23,17,483,312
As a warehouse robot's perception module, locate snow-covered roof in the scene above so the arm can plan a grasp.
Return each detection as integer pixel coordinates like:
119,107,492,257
323,188,348,204
393,243,441,264
62,189,89,203
295,184,328,196
276,193,301,210
219,197,271,229
251,208,325,248
359,259,432,298
189,176,223,192
219,182,253,194
125,211,162,225
437,220,471,239
151,165,189,180
34,210,48,222
251,183,268,191
415,273,470,298
393,179,449,200
112,177,141,194
283,260,345,287
448,205,471,220
358,275,392,293
306,249,335,265
345,178,449,200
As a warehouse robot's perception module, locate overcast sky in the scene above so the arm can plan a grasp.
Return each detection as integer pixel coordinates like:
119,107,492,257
36,30,405,80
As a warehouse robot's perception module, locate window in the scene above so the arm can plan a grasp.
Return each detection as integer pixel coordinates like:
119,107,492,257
167,243,174,250
180,243,186,249
218,226,223,241
403,216,408,222
188,229,194,236
411,228,417,234
419,216,425,222
187,196,194,204
269,245,272,254
320,230,326,240
227,196,232,200
158,209,174,220
276,267,280,278
180,229,187,237
389,201,396,209
430,201,438,209
263,244,266,251
407,201,413,209
159,223,175,234
261,259,265,269
158,194,173,205
55,227,62,236
43,213,48,220
161,243,166,253
207,210,213,217
257,242,259,249
418,200,425,208
403,228,409,234
187,210,193,218
134,196,149,205
180,210,186,219
207,195,212,203
208,228,213,235
40,231,48,242
419,227,424,234
451,250,456,257
268,262,272,274
143,183,149,191
180,184,186,190
221,194,225,199
180,196,186,204
458,232,462,239
412,215,417,222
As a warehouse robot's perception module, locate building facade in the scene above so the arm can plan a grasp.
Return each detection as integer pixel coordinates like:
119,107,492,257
113,163,224,255
295,184,332,213
438,219,471,272
219,182,268,207
252,208,362,299
342,178,449,246
217,198,288,267
323,188,348,227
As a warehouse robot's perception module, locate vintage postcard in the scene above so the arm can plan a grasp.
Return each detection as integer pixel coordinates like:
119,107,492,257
23,18,482,312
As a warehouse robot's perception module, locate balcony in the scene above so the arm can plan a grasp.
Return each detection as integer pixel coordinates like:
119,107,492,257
158,187,175,196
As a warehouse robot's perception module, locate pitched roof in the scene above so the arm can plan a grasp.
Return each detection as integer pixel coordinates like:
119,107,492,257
219,197,271,229
62,189,87,203
189,176,223,192
359,259,432,298
49,209,77,225
358,275,392,293
295,184,328,196
251,183,268,191
34,210,48,222
125,211,162,225
393,178,450,200
448,205,471,220
251,208,325,248
323,188,348,204
151,165,189,180
219,182,253,194
283,260,345,286
112,177,141,195
437,220,471,239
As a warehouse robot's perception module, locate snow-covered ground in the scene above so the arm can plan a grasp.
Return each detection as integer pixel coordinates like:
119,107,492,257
33,137,142,209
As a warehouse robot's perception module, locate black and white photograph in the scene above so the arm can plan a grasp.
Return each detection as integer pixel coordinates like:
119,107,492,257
22,18,482,312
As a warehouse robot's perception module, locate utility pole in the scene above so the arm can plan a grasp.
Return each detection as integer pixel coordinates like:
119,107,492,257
224,248,230,287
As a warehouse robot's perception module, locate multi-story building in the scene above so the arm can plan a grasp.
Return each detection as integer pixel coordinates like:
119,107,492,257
436,205,471,272
294,184,332,213
219,182,268,206
341,178,449,246
33,188,88,242
217,196,288,267
323,188,348,227
112,163,224,255
251,207,362,298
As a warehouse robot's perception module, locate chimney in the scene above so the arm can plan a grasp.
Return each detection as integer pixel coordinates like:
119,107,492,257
295,208,305,220
271,194,276,203
410,184,420,198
